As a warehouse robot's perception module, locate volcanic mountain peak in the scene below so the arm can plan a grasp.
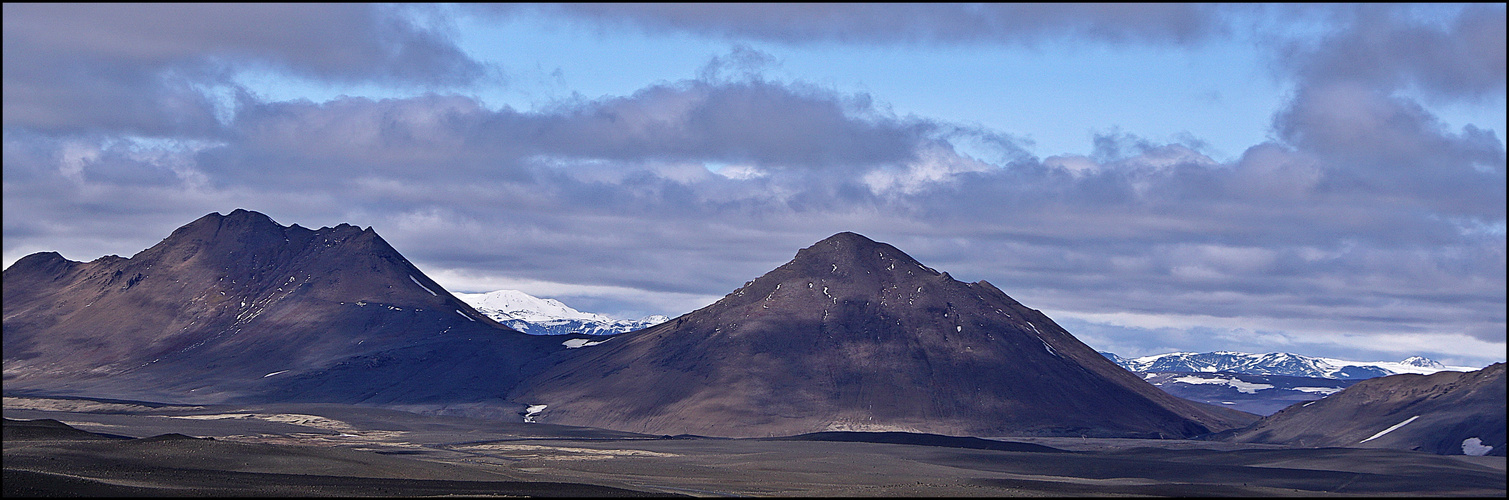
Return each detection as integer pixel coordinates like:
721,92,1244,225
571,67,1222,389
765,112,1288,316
512,231,1256,438
4,209,529,404
782,231,932,278
720,232,970,313
151,209,372,256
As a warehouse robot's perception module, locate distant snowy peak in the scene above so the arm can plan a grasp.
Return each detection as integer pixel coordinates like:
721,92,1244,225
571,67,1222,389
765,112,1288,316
1105,351,1478,380
453,290,667,336
1399,356,1445,369
454,289,610,323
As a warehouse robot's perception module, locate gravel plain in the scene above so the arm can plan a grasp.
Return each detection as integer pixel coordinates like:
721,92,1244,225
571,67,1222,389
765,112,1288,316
6,396,1505,497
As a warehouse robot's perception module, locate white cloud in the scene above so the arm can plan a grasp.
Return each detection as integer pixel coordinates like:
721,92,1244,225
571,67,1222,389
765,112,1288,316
712,163,767,180
861,144,994,195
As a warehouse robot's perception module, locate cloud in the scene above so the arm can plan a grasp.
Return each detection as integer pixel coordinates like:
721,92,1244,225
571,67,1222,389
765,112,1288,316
2,3,488,137
1277,4,1505,102
198,79,948,191
1271,82,1505,218
1261,5,1506,224
520,4,1229,46
697,43,781,82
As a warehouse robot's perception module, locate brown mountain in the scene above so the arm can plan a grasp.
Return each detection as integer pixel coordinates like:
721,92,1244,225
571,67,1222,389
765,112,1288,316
1218,363,1505,456
3,209,565,408
510,232,1257,438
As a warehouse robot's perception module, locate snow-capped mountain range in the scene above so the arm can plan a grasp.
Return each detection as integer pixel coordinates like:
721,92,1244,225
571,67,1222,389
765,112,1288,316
1100,351,1479,380
452,290,668,336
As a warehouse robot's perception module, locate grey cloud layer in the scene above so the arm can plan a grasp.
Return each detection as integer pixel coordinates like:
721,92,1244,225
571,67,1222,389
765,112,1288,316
1277,4,1505,101
2,4,1502,364
1265,5,1506,223
520,4,1226,45
2,3,485,137
206,80,935,187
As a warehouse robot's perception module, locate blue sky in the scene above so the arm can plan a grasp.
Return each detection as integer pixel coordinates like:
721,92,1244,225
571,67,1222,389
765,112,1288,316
4,4,1504,367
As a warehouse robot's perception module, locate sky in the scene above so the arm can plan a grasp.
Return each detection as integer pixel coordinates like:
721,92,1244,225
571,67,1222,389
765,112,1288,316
3,4,1504,368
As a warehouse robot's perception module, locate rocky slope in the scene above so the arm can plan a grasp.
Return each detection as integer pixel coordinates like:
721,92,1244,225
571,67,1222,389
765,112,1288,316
1217,363,1505,456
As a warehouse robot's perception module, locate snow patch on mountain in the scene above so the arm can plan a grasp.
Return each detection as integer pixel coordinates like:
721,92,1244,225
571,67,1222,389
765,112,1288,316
1171,375,1274,394
523,404,547,423
563,338,609,348
453,290,668,335
1462,438,1495,456
1292,386,1343,395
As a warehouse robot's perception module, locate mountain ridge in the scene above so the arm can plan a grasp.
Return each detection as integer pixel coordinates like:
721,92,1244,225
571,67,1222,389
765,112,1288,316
1101,350,1479,380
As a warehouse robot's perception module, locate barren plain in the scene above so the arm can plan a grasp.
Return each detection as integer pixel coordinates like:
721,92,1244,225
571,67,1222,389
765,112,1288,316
5,395,1503,497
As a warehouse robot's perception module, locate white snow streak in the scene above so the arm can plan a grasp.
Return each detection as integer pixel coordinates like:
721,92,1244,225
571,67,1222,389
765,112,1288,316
262,370,289,378
455,310,475,321
410,275,437,296
1360,415,1420,443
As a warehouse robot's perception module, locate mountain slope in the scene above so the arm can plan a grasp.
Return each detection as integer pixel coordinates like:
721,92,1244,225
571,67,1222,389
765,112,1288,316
510,232,1256,438
453,290,666,335
1218,363,1506,456
3,209,564,406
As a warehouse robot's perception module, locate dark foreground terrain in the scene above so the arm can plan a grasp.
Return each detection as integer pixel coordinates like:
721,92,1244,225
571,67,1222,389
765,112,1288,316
5,395,1504,497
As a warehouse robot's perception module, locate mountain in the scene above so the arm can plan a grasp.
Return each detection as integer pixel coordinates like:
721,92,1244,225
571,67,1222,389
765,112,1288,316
1216,363,1505,456
509,232,1257,438
3,209,568,409
452,290,667,335
1102,351,1478,380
